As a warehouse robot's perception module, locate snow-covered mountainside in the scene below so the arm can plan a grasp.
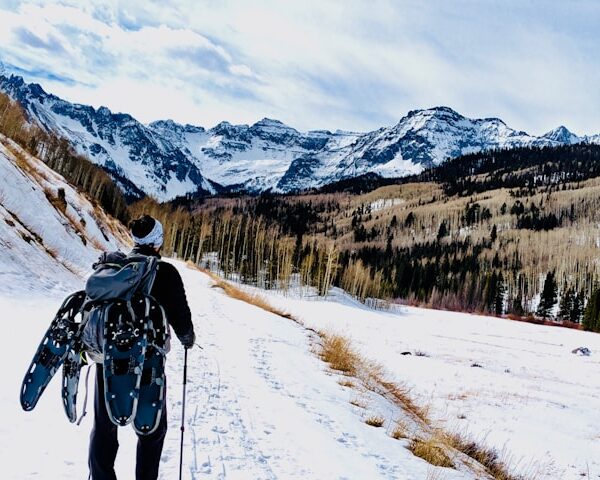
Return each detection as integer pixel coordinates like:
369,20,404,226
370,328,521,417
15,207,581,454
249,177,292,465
2,74,599,201
0,133,129,296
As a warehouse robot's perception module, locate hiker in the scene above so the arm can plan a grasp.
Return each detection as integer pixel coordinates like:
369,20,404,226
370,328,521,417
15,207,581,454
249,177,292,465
89,215,196,480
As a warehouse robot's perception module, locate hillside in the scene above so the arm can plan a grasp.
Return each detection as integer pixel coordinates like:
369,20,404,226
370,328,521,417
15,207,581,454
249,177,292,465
0,133,129,296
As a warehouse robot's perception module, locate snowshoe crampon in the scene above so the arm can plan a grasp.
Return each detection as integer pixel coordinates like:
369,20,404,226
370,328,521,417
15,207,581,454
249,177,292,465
20,291,87,412
103,297,149,426
134,299,168,435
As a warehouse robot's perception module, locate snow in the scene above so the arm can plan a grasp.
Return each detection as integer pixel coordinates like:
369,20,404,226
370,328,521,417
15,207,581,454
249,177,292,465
5,247,600,479
0,135,127,296
1,145,475,478
369,198,406,212
256,287,600,479
2,262,479,480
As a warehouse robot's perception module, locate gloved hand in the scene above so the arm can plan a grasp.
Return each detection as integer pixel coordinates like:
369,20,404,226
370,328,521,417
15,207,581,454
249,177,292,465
179,331,196,349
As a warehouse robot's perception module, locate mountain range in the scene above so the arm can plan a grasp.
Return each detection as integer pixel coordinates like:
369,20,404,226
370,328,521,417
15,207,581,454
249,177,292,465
1,74,598,201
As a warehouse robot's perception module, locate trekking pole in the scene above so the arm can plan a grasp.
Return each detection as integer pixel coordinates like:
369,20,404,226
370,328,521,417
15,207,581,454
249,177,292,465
179,347,188,480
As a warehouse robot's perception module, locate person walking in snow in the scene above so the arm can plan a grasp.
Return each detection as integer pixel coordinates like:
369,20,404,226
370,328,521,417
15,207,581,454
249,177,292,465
88,215,196,480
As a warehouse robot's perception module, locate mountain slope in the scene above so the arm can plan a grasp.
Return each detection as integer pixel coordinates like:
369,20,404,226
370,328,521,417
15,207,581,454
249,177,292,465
0,75,214,200
0,133,129,296
2,74,599,200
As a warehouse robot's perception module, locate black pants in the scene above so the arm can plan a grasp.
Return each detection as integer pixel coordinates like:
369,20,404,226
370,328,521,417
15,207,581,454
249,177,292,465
89,364,167,480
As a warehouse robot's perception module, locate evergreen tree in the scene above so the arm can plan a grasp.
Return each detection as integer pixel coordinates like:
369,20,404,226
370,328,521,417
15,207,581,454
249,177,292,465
570,291,584,324
557,288,574,321
490,224,498,243
537,271,557,319
583,288,600,332
494,272,505,315
437,221,448,240
482,272,498,313
510,292,525,317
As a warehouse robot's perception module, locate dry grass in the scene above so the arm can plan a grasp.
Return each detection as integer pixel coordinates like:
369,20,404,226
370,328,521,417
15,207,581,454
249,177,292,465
43,187,67,214
320,334,360,375
378,378,429,423
443,431,525,480
408,437,454,469
215,280,294,319
319,332,520,477
188,263,295,320
338,379,354,388
365,415,385,427
7,143,36,176
319,331,429,423
390,419,410,439
349,397,367,408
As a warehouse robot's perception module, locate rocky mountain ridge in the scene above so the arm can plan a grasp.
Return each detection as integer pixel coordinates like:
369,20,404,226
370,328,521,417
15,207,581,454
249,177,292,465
1,74,597,201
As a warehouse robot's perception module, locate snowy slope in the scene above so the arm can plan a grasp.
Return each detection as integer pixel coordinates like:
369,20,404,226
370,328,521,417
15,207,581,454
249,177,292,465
0,134,129,296
3,74,598,200
257,287,600,480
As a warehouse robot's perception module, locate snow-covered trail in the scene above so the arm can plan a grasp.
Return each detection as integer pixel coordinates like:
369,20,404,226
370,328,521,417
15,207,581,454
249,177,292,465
160,263,464,479
1,261,464,480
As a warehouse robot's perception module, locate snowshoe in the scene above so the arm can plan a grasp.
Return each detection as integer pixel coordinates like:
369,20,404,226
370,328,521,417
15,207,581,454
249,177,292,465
134,300,169,435
61,342,87,423
20,291,87,412
102,297,150,426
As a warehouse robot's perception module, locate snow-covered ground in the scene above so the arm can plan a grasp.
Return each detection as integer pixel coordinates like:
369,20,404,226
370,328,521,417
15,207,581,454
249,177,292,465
3,263,479,480
6,261,600,479
1,128,477,480
257,287,600,479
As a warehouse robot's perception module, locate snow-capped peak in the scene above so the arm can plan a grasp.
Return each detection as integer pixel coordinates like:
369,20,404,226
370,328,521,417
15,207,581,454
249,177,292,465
1,74,598,199
542,125,581,144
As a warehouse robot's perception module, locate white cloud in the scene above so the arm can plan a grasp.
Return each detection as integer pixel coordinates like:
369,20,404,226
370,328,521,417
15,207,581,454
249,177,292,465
0,0,599,135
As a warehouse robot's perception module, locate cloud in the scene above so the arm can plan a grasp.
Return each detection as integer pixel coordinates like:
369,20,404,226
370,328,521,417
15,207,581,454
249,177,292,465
13,27,66,54
0,0,599,135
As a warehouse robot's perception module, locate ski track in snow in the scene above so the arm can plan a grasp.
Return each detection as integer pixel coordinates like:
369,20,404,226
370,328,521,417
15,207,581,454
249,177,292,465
3,262,467,480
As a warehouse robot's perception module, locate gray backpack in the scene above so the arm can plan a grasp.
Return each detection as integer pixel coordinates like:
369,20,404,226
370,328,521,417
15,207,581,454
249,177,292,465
82,251,159,361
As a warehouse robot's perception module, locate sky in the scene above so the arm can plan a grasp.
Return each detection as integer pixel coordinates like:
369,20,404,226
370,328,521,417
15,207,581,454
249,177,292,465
0,0,598,135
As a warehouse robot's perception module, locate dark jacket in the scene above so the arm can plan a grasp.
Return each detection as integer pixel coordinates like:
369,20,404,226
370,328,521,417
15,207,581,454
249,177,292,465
131,245,195,345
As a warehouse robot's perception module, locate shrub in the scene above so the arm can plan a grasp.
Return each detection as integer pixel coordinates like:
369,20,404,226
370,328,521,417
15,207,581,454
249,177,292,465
408,438,454,468
365,415,385,427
